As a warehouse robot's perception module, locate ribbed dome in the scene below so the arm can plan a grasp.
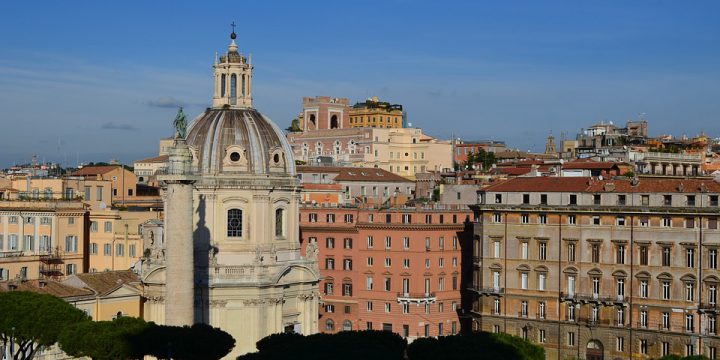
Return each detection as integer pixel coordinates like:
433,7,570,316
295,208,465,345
185,108,295,176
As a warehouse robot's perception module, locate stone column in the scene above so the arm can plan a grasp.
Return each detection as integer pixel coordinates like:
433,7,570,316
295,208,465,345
158,138,197,327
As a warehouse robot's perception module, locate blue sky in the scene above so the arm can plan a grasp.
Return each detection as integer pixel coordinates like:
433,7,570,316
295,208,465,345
1,0,719,167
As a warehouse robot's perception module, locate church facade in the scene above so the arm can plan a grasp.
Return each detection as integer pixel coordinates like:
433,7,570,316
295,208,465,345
141,32,320,358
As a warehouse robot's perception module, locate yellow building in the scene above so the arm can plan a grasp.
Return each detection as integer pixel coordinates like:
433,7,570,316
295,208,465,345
349,96,404,128
88,209,161,272
0,199,89,281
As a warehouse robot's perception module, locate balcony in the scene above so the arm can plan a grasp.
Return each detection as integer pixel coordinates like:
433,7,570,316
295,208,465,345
518,311,529,318
579,318,611,327
700,303,720,313
0,251,24,258
397,292,437,304
565,292,626,305
658,323,672,332
471,286,504,296
636,322,649,329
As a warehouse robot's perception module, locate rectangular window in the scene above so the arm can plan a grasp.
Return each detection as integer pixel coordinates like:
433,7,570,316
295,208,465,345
84,186,91,201
90,221,98,232
539,214,547,224
616,216,625,226
66,263,77,275
495,194,502,203
539,273,546,291
592,244,600,263
402,214,411,224
343,259,352,270
385,236,392,249
325,258,335,270
593,216,601,225
662,281,671,300
662,342,670,357
343,238,352,249
103,243,112,256
640,280,648,298
344,214,354,223
116,244,124,256
663,217,672,227
686,217,695,228
309,213,317,222
104,221,112,233
521,242,528,259
493,213,502,223
663,247,671,266
129,244,136,257
712,195,719,207
326,238,335,249
567,332,575,346
367,301,373,312
616,245,625,264
639,216,649,227
710,218,718,230
687,195,696,206
686,314,695,333
662,312,670,330
568,243,576,262
711,249,718,270
367,236,374,248
522,194,530,204
664,195,672,206
493,241,501,258
540,194,548,205
65,236,77,253
96,187,103,201
539,242,547,260
326,214,335,223
617,194,626,205
538,329,546,343
616,337,625,352
687,248,695,267
367,257,374,266
520,214,529,224
640,246,648,265
568,214,576,225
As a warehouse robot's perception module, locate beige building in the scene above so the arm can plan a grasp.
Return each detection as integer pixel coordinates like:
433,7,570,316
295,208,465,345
70,165,138,206
88,209,161,272
141,32,320,359
0,199,88,282
348,96,404,128
470,176,720,360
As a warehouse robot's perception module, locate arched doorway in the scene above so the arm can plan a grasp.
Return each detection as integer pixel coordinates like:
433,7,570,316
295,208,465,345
330,115,339,129
586,340,604,360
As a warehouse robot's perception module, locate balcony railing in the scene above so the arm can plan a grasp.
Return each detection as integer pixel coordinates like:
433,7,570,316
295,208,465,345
471,286,504,295
700,303,720,312
397,292,437,304
658,323,671,331
579,318,611,327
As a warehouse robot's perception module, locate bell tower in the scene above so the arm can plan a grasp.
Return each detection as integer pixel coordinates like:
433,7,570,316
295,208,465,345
212,24,253,109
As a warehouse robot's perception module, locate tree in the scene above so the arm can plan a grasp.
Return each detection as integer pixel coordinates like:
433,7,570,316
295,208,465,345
407,331,544,360
143,323,236,360
0,291,90,360
241,331,406,360
59,317,149,360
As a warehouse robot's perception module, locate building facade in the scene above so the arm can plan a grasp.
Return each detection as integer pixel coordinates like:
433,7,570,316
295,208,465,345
470,176,720,360
299,206,471,341
348,96,404,129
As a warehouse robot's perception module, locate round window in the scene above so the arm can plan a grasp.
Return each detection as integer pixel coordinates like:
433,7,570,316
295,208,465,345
273,153,280,163
230,152,241,162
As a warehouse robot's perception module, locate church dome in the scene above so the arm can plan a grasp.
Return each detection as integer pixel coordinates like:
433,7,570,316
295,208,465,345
185,108,296,176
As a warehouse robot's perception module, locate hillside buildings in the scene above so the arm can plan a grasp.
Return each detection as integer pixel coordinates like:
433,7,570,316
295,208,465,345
470,176,720,360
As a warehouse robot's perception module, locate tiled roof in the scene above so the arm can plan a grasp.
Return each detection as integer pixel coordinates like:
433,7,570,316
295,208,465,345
134,155,169,164
563,160,620,170
485,176,720,194
297,166,343,174
0,280,93,298
71,166,119,177
485,177,592,192
71,270,140,296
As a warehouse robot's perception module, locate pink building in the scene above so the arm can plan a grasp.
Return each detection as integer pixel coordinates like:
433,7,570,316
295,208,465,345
299,205,472,340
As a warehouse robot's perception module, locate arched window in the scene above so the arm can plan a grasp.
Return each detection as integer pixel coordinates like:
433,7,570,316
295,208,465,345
310,114,316,127
343,320,352,331
241,74,246,96
330,115,339,129
230,74,237,105
325,319,335,331
227,209,243,237
221,74,226,97
275,208,285,237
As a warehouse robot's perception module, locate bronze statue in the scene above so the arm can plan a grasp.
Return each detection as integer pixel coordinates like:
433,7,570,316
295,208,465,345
173,107,187,139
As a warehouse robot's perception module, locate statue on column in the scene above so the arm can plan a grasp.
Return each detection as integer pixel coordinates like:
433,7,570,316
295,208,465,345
173,107,187,139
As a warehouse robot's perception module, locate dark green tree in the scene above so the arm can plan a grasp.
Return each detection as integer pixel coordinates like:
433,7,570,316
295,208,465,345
407,331,544,360
144,323,235,360
0,291,90,360
59,317,149,360
240,330,406,360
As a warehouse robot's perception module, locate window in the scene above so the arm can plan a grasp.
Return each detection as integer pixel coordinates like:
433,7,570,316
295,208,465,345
439,258,445,268
103,243,111,256
616,216,625,226
687,195,696,206
40,217,51,225
116,244,124,256
662,312,670,330
538,214,547,224
325,304,335,313
617,278,625,297
520,300,528,316
662,342,670,357
90,221,98,232
493,325,500,333
686,313,695,333
367,257,374,266
385,258,392,267
384,278,391,291
640,280,648,298
402,214,411,224
23,235,34,251
325,282,334,295
366,276,374,290
640,339,648,355
385,214,392,223
495,194,502,203
129,244,136,257
540,194,548,205
104,221,112,233
367,301,373,312
662,281,671,300
686,282,695,301
325,319,334,331
344,214,354,223
521,273,528,290
493,241,501,258
227,209,243,237
539,301,546,319
567,332,575,346
710,316,717,335
275,209,285,237
591,244,600,263
592,277,600,295
521,242,528,259
90,242,98,255
384,303,391,313
367,236,374,248
710,218,718,230
521,214,529,224
568,214,576,225
663,247,671,266
593,194,601,205
639,216,649,227
616,337,625,352
326,214,335,223
343,259,352,270
639,246,648,265
96,187,103,201
538,242,547,260
616,245,625,264
538,273,546,291
343,238,352,249
687,343,695,356
567,243,576,262
663,217,672,227
493,298,501,314
538,329,546,343
66,263,77,275
325,258,335,270
712,250,719,270
567,304,575,321
425,214,432,224
712,195,719,207
402,303,410,314
309,213,317,222
493,213,502,223
640,310,648,327
522,194,530,204
687,248,695,267
617,194,626,205
326,238,335,249
84,186,91,200
343,283,352,296
686,217,695,228
385,236,392,249
65,236,77,253
592,216,601,225
425,237,431,250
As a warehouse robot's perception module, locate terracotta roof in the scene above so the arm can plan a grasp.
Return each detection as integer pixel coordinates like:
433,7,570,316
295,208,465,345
586,178,720,194
485,176,720,194
70,270,140,296
134,155,169,164
491,167,532,176
0,280,93,298
485,177,594,192
71,165,120,177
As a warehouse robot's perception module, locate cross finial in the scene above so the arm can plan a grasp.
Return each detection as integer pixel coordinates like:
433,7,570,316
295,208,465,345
231,22,236,32
230,21,237,40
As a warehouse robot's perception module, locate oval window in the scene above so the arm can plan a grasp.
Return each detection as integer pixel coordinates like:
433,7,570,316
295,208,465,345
273,153,280,163
230,152,241,162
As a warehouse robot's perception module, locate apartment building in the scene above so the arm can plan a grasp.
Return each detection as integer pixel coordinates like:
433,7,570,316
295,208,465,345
470,176,720,360
0,199,89,281
300,205,471,340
